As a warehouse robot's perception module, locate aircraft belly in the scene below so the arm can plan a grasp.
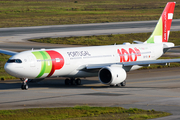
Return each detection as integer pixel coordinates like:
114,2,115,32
64,71,98,78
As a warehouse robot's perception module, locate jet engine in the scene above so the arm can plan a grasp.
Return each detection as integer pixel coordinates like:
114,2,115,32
98,66,127,85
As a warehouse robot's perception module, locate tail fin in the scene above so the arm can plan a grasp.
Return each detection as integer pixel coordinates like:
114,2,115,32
145,2,176,43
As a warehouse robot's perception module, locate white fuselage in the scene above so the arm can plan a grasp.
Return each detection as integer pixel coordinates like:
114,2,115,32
4,43,164,79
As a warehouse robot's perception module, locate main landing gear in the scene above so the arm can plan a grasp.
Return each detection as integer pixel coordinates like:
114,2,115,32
120,80,126,86
65,78,81,85
110,80,126,87
20,78,29,90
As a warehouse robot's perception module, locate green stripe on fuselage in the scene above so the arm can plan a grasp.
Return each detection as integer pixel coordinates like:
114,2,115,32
32,51,52,78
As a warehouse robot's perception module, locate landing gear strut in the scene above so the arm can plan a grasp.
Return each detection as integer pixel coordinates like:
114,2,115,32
65,78,81,85
21,78,29,90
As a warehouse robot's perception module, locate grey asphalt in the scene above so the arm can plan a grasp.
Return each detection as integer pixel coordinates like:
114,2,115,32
1,67,180,120
0,19,180,37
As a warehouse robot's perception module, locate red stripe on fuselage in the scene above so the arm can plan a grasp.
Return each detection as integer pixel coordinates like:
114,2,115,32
46,50,64,77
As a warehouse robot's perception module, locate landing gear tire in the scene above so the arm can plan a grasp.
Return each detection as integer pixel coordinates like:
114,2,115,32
120,80,126,87
70,78,76,85
116,83,121,87
21,78,29,90
21,84,28,90
65,78,81,85
65,78,70,85
75,78,81,85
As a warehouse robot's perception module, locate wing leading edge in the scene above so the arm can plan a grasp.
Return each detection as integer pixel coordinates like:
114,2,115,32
0,49,18,56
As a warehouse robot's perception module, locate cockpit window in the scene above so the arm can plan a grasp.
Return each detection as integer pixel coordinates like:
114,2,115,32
7,59,22,63
15,59,22,63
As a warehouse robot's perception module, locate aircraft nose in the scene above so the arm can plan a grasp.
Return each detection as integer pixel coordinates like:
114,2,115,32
4,63,17,76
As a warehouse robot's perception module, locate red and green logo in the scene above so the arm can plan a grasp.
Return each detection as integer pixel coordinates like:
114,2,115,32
32,50,64,78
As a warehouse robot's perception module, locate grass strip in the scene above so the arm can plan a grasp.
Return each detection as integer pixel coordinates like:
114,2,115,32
0,106,171,120
30,31,180,46
0,0,180,27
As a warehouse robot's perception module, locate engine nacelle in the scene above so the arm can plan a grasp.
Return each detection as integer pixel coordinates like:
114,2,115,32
98,66,127,85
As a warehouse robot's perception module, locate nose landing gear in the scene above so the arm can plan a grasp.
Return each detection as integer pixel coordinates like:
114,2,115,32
20,78,29,90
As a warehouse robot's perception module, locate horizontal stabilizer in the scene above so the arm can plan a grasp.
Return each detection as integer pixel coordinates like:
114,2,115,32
133,41,144,44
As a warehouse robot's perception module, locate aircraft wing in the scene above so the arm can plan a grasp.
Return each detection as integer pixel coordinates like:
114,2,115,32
122,59,180,66
0,49,18,56
86,59,180,69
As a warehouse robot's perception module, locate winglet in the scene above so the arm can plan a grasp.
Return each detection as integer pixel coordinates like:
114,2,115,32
145,2,176,43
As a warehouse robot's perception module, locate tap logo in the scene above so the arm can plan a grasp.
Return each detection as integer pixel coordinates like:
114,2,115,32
162,2,175,42
32,50,64,78
117,47,141,62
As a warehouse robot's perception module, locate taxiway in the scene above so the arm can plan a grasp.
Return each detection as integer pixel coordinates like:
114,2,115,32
0,67,180,119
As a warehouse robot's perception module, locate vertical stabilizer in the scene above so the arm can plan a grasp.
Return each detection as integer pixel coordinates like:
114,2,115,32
145,2,176,43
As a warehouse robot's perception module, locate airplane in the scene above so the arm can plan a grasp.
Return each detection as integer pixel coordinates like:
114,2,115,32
0,2,179,90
